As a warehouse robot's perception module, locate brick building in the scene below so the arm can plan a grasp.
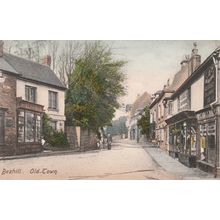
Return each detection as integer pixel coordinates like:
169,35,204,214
0,41,66,156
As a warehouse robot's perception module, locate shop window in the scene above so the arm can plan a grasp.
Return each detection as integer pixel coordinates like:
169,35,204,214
25,111,35,142
207,122,215,149
18,111,25,142
18,110,42,143
35,115,41,142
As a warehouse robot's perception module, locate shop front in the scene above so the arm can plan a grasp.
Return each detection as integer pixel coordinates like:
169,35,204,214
196,108,217,173
166,111,197,167
16,98,44,154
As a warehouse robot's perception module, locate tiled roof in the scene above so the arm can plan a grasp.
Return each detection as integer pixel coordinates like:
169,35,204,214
0,53,66,90
169,66,188,91
0,57,19,75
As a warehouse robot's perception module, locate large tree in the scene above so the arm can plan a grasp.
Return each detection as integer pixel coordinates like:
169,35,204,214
65,41,127,132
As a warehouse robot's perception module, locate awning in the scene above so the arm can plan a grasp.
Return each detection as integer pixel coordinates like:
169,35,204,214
165,110,196,125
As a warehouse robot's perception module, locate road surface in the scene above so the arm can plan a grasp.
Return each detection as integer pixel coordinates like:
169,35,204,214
0,140,191,179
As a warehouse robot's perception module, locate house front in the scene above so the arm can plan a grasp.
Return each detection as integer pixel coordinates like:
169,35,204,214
165,46,220,175
0,41,66,156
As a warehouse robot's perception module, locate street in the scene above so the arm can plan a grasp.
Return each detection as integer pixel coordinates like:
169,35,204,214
0,139,214,180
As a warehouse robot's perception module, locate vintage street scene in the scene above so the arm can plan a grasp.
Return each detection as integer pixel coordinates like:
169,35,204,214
0,40,220,179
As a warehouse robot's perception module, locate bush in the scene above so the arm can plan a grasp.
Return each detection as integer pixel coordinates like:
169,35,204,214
46,130,69,148
42,114,69,148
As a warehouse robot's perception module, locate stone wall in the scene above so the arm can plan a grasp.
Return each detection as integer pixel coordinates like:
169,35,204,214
80,128,97,151
66,126,97,151
66,126,80,150
0,72,17,156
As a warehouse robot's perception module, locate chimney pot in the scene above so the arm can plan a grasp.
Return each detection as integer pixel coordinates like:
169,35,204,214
0,40,4,57
41,55,51,67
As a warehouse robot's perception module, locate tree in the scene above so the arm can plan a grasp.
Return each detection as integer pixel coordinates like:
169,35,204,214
137,106,150,138
65,41,127,133
57,41,83,86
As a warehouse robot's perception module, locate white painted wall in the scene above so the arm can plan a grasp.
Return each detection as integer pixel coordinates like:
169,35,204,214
191,75,204,112
16,79,66,131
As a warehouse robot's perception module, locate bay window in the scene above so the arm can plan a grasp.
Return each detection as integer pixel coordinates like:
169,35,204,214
17,110,42,143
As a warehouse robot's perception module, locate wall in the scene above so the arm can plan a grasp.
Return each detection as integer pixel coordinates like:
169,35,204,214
191,75,204,112
16,79,66,130
173,99,178,115
66,126,97,151
0,73,17,155
80,128,97,151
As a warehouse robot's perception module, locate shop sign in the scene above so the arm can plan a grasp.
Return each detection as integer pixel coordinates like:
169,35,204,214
204,63,216,107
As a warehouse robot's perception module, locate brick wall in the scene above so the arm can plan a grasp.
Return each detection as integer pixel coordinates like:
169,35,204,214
0,72,17,155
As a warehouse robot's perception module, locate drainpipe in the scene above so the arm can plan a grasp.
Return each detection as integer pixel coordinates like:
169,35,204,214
212,51,220,177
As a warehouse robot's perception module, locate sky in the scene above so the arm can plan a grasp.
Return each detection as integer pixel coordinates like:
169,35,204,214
110,40,220,118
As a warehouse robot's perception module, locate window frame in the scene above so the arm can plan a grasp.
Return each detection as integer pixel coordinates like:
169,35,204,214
25,85,37,103
48,90,58,111
17,109,42,144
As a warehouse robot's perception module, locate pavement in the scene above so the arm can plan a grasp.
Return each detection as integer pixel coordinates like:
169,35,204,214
140,141,215,179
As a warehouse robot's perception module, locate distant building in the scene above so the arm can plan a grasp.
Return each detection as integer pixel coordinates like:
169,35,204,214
128,92,151,142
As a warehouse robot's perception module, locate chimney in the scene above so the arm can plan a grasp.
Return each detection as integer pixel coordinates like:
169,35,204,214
0,40,4,57
41,55,51,67
180,55,189,71
188,42,201,75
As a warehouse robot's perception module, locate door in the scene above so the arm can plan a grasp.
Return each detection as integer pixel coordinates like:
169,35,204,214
0,110,5,145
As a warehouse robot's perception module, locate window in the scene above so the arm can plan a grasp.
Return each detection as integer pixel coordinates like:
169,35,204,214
18,110,42,143
25,86,37,103
18,111,25,142
49,91,58,110
25,111,35,142
0,110,5,145
168,101,173,115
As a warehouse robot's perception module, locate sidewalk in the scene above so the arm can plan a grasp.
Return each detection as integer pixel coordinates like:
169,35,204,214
0,149,80,161
141,142,215,179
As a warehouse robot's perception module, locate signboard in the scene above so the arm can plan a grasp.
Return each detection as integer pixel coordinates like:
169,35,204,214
178,89,190,111
204,63,216,107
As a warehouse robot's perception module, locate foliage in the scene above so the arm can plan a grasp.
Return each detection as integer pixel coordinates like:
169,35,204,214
137,106,150,138
106,116,128,136
65,41,127,132
42,114,69,148
46,130,69,148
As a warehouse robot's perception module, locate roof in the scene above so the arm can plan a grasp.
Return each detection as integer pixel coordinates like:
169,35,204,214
0,57,19,75
0,53,66,90
130,92,151,117
171,48,218,99
149,58,189,109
